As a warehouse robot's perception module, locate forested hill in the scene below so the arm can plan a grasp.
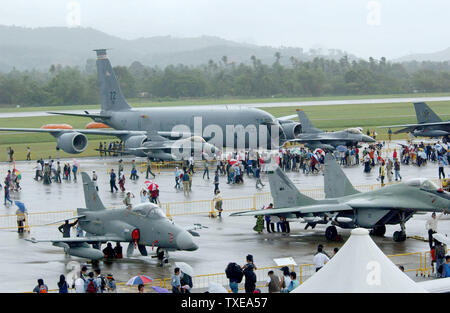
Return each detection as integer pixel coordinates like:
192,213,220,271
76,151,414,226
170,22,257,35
0,25,353,72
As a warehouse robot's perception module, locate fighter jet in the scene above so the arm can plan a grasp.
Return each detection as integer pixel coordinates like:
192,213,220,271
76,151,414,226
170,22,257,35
285,109,375,150
231,154,449,242
0,49,301,158
26,172,200,261
379,102,450,139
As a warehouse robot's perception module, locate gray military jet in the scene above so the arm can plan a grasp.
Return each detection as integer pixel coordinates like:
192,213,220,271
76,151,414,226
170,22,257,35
379,102,450,139
287,109,375,150
0,49,301,159
231,154,449,242
27,172,200,261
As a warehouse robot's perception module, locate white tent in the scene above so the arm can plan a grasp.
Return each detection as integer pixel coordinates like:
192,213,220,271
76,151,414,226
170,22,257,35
418,277,450,293
292,228,427,293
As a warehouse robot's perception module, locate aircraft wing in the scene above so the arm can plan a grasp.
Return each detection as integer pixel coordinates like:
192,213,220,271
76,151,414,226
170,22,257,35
344,197,446,212
0,127,209,140
378,121,450,129
0,127,146,137
26,235,124,244
230,203,353,217
47,111,110,119
277,114,298,121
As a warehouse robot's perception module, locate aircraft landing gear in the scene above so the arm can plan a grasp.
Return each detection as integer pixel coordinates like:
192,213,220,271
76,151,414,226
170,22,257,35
393,212,407,242
393,231,407,242
156,247,169,267
371,225,386,237
325,226,338,241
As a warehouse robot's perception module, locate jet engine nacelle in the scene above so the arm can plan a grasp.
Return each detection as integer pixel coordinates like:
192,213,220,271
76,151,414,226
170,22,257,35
124,135,148,157
56,132,88,154
53,242,104,260
68,247,105,260
413,129,449,137
280,121,302,140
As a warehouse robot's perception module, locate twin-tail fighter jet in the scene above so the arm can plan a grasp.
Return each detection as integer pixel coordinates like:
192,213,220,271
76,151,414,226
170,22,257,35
231,154,449,242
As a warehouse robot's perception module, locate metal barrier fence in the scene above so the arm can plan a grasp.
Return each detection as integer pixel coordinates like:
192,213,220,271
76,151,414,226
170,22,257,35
162,265,296,292
0,178,444,228
0,210,77,231
30,250,433,293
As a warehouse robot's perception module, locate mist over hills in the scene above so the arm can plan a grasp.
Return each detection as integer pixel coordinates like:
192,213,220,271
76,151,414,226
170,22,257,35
0,25,355,72
395,47,450,63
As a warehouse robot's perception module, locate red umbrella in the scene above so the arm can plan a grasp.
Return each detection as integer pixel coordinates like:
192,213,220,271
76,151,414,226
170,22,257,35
229,159,238,165
148,182,159,191
144,180,152,189
314,148,324,155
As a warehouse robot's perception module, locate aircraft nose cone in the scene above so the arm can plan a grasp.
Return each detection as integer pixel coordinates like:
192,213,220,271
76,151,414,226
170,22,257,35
203,143,221,156
363,135,376,143
176,231,198,251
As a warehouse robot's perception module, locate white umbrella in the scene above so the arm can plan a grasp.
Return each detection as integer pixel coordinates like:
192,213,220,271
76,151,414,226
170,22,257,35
208,282,228,293
175,262,194,277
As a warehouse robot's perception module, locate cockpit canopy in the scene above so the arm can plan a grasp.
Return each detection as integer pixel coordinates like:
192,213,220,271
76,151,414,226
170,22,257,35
345,127,363,134
405,178,440,191
131,203,166,219
187,136,206,143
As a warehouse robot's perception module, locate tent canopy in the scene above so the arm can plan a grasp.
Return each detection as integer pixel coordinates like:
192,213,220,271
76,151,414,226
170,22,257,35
292,228,427,293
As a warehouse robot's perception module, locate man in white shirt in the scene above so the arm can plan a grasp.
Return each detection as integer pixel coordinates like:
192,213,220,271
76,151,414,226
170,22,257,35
74,276,86,293
426,212,446,248
313,246,330,272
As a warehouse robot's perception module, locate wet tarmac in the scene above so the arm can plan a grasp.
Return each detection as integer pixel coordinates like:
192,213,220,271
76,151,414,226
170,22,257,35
0,146,449,292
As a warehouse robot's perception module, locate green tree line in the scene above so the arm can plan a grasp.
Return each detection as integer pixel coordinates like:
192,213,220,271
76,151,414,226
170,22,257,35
2,55,450,106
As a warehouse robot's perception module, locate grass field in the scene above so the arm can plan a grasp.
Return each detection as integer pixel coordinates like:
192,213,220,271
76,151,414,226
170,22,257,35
1,91,450,113
1,98,450,161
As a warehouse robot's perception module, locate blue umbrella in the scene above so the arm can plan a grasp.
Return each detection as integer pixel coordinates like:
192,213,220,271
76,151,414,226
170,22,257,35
152,286,170,293
14,201,26,213
336,145,347,153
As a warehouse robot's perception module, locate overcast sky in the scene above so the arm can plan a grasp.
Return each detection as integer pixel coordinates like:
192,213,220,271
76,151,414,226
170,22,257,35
1,0,449,59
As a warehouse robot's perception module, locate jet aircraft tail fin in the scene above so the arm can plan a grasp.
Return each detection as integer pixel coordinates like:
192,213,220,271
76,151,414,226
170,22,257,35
268,166,317,208
324,154,360,198
81,172,107,211
296,109,322,133
414,102,442,124
94,49,132,113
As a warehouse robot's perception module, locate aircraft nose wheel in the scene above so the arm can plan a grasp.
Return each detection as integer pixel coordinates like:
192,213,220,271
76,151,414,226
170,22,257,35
325,226,338,241
393,231,406,242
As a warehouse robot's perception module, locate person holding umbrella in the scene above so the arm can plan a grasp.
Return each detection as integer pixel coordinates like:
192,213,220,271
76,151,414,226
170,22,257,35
148,182,160,204
15,201,27,233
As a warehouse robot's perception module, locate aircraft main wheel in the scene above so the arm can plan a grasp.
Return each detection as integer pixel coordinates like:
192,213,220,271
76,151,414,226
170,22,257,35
372,225,386,237
325,226,338,241
393,231,406,242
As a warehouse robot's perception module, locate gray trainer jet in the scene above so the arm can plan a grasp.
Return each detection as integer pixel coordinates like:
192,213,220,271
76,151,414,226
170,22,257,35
0,49,302,159
26,172,200,261
379,102,450,139
231,154,449,242
287,109,375,150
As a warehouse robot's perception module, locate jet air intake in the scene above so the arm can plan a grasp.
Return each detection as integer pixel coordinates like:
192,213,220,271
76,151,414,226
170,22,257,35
56,132,88,154
279,121,302,140
124,135,148,157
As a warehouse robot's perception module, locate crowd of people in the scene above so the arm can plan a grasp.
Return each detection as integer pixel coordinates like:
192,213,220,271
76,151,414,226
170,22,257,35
33,266,117,293
33,158,79,184
98,141,125,157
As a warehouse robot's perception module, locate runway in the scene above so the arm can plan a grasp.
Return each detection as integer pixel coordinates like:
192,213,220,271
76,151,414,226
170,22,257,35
0,95,449,119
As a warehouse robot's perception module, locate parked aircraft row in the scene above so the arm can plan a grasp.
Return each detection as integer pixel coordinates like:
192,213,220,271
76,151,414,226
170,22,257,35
0,49,447,161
